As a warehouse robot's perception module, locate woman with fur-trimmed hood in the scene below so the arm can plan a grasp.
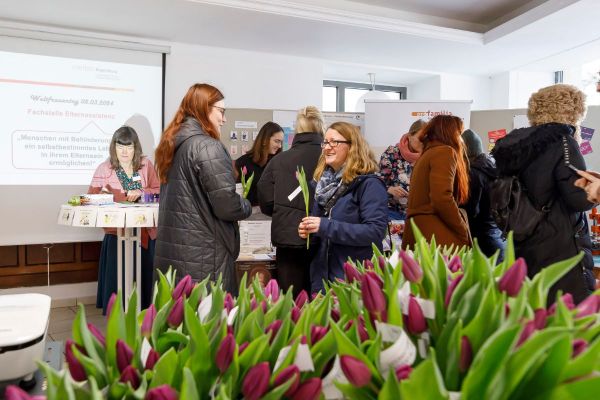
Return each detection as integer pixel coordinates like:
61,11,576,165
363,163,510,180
491,84,595,304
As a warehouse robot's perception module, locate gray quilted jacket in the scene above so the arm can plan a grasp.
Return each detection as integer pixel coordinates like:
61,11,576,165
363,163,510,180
154,117,252,293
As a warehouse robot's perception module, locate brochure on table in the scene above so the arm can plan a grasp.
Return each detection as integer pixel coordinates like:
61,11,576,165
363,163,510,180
58,203,159,228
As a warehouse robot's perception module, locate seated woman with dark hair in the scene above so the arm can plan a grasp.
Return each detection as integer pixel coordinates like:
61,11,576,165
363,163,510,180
233,121,283,206
89,126,160,313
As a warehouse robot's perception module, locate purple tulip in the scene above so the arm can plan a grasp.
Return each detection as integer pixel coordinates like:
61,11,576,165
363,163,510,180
266,319,283,342
533,308,547,330
167,297,184,328
291,378,322,400
273,365,301,397
378,256,387,270
459,335,472,373
242,362,270,400
291,306,301,323
343,262,362,283
549,293,575,314
295,290,309,308
145,384,178,400
87,323,106,347
361,273,387,321
242,166,248,176
331,308,341,322
119,365,140,389
224,293,235,314
65,339,87,381
365,271,384,289
107,292,117,317
406,295,427,335
498,258,527,297
572,339,587,357
447,255,462,272
517,320,536,347
264,279,280,302
215,333,236,374
364,259,374,270
4,385,46,400
310,325,329,345
444,274,463,308
340,355,372,387
239,342,249,355
576,294,600,318
395,364,413,381
116,339,134,373
145,348,160,370
400,250,423,283
357,319,369,342
141,304,157,338
172,275,193,300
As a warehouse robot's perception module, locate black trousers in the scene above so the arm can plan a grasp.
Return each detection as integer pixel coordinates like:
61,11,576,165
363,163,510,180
275,246,314,298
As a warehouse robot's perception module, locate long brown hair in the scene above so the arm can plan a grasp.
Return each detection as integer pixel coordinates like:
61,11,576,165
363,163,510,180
155,83,224,183
248,121,283,166
109,126,143,171
420,115,469,205
314,122,378,184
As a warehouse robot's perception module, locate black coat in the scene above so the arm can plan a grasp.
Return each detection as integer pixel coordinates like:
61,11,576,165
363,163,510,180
464,154,505,260
154,118,252,293
492,123,594,303
257,132,322,248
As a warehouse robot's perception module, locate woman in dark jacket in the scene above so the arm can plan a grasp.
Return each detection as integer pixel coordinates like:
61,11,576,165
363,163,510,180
492,84,595,304
154,83,252,294
462,129,505,262
299,122,388,293
233,121,283,206
257,106,323,297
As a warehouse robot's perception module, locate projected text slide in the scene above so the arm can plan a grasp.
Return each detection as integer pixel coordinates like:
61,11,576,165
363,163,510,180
0,51,162,185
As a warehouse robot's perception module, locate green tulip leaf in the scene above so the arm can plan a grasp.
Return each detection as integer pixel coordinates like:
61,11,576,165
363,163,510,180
149,347,178,388
399,349,447,400
180,367,200,400
461,324,520,399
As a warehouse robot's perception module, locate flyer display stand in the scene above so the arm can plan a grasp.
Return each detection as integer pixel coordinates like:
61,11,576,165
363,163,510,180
58,203,158,312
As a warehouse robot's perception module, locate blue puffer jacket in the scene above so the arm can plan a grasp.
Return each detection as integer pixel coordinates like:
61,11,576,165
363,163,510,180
310,174,388,293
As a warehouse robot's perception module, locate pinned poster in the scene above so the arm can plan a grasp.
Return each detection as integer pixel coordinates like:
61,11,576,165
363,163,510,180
487,129,507,151
581,126,595,142
513,114,529,129
580,141,593,155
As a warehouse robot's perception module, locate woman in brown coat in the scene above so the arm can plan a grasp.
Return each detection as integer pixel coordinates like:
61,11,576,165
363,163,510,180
402,115,471,249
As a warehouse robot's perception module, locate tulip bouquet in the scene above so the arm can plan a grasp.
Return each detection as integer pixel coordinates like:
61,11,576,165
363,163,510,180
10,223,600,400
240,166,254,199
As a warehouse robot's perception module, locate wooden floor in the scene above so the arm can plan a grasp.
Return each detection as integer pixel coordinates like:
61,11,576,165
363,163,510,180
48,304,106,342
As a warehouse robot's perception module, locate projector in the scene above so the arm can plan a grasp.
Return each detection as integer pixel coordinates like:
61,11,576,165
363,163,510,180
0,294,51,386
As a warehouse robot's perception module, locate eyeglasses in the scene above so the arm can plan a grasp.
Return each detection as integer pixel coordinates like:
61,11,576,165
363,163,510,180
321,140,350,149
212,106,226,116
116,144,135,152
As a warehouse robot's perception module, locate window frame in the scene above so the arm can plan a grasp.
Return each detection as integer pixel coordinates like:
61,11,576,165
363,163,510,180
323,80,407,112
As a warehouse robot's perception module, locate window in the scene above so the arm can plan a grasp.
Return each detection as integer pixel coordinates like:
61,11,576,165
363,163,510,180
322,86,337,112
323,80,406,112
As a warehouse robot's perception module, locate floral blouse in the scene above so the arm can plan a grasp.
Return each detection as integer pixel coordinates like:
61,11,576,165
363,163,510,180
115,167,142,192
377,144,414,217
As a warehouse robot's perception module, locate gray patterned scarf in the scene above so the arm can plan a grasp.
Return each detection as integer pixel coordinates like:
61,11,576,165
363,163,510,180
315,167,343,207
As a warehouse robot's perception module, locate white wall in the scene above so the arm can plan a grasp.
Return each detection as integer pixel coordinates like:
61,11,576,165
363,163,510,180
490,72,511,109
509,71,554,108
439,73,491,110
407,76,441,101
165,42,324,121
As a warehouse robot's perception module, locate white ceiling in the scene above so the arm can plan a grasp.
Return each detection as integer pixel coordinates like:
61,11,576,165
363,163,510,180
0,0,599,86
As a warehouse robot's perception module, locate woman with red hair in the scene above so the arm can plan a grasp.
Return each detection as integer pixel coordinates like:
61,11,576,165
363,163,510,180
402,115,471,249
154,83,251,293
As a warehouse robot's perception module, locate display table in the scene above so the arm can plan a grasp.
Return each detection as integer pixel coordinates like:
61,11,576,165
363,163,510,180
58,203,158,312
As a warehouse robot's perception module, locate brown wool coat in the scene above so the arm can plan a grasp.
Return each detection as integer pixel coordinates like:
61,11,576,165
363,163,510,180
402,141,471,249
